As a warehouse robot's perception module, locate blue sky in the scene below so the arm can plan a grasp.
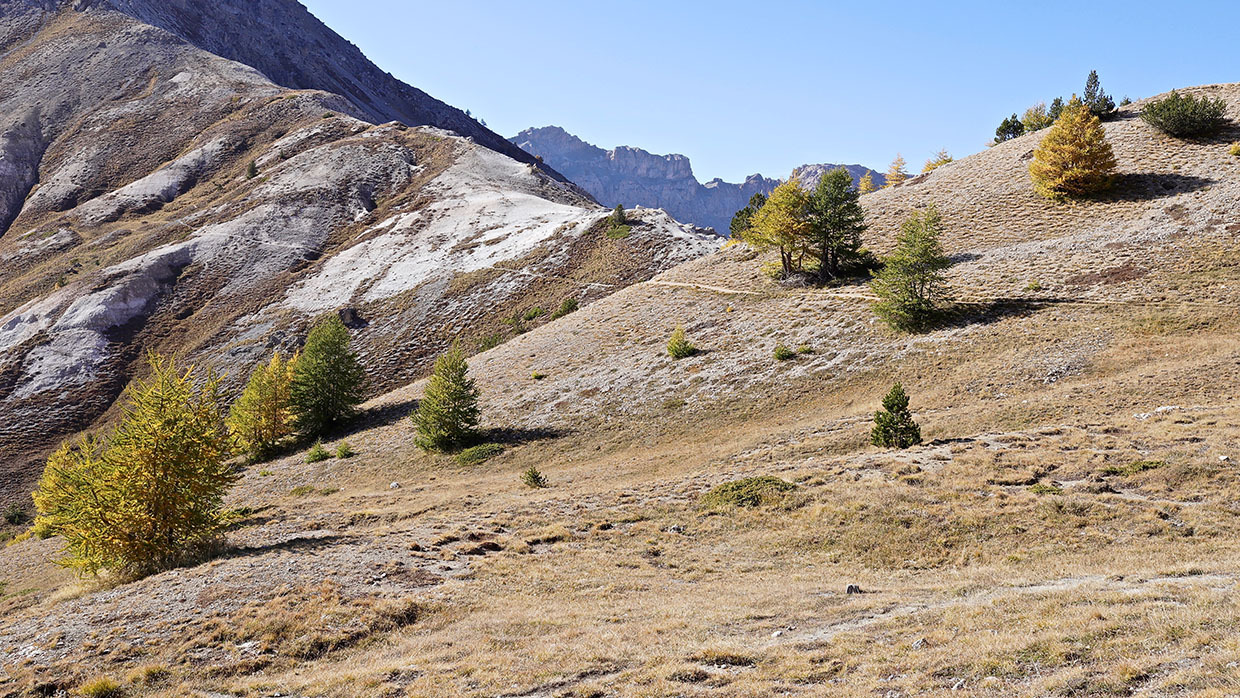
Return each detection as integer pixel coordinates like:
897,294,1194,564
302,0,1240,183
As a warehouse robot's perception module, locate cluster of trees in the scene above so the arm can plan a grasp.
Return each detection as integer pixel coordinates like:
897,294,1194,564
995,71,1119,143
32,315,368,576
732,167,869,282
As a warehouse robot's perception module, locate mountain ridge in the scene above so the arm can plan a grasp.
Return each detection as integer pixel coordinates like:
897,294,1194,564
510,125,885,233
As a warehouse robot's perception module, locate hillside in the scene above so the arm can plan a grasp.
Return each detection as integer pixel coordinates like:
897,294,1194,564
0,1,717,514
511,125,884,233
3,84,1238,696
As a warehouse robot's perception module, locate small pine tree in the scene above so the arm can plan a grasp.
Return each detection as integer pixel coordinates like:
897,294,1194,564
291,316,367,437
921,149,954,174
883,154,908,187
32,354,234,576
857,171,877,195
871,204,951,332
666,326,697,359
246,160,258,179
1083,70,1115,118
611,204,626,226
412,342,481,452
1029,96,1117,199
994,114,1025,143
1048,97,1065,121
227,351,298,461
729,192,767,238
805,167,866,282
871,383,922,449
522,465,549,489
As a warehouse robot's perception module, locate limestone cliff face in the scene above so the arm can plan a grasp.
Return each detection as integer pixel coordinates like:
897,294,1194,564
511,126,885,234
0,0,717,510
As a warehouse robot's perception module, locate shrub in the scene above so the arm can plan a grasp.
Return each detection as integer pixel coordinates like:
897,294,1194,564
1140,90,1228,137
796,344,814,355
1101,459,1165,476
871,383,922,449
1030,483,1064,496
522,465,549,489
549,297,579,319
666,326,698,359
305,440,331,463
334,441,355,459
228,351,298,461
246,160,258,179
606,224,632,239
3,505,26,526
291,316,367,437
32,353,234,576
412,342,481,452
531,371,547,380
773,344,795,361
478,333,505,351
522,306,545,322
1230,142,1240,157
1030,96,1117,198
871,204,951,331
77,677,123,698
457,442,504,466
700,476,795,508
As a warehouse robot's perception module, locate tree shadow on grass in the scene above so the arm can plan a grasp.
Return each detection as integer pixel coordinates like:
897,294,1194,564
1101,173,1213,202
226,533,356,560
477,426,565,446
903,299,1050,334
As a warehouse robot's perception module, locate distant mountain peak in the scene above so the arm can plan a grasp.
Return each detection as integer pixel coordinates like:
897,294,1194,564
509,126,882,233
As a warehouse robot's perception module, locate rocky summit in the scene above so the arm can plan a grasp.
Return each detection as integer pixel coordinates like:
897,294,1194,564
0,0,717,511
511,125,884,233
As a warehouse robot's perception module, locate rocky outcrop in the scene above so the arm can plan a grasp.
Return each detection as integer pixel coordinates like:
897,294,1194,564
511,126,885,234
0,2,719,511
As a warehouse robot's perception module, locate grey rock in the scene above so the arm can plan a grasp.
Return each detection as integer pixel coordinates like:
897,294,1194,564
510,126,885,234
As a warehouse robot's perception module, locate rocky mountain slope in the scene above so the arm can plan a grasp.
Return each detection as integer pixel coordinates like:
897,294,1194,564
511,125,884,234
3,84,1238,696
0,0,718,512
96,0,551,172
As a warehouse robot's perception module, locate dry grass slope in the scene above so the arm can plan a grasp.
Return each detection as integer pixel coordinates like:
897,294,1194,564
3,83,1240,696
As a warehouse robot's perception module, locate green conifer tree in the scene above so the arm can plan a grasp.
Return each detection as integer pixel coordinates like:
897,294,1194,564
871,383,922,449
1083,70,1115,118
805,167,867,282
729,192,767,238
291,315,367,436
871,204,951,331
228,351,298,461
412,342,481,452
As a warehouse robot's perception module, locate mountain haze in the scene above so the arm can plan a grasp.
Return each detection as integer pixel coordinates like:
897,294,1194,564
511,125,884,234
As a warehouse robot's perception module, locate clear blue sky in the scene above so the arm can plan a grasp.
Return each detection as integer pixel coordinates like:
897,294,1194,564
302,0,1240,183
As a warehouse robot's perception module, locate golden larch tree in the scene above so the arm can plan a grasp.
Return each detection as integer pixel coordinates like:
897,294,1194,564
883,154,908,188
1029,96,1117,199
741,176,810,277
